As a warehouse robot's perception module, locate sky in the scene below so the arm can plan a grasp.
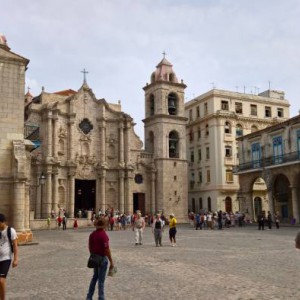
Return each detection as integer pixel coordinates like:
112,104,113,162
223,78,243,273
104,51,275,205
1,0,300,141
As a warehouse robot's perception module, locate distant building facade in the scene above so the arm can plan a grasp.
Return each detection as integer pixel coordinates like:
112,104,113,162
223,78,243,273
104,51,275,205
235,114,300,223
185,89,290,214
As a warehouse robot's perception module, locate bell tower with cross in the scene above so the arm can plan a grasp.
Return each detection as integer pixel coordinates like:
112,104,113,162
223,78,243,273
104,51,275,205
142,53,188,221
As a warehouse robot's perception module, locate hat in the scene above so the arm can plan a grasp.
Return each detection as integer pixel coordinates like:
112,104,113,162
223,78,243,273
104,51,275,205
170,213,174,217
94,218,106,229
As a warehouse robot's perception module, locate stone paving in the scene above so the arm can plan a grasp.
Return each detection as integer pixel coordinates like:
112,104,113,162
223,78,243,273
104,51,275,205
6,224,300,300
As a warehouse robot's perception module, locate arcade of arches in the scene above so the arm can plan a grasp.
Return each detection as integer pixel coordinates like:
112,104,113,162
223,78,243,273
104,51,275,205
238,167,300,223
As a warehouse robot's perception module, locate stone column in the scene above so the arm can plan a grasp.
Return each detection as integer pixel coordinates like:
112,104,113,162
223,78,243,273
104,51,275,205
267,189,274,216
43,170,52,218
119,170,125,213
96,177,101,211
47,111,53,157
99,123,106,163
119,123,124,164
24,183,30,230
36,174,42,219
68,171,75,218
291,186,300,224
125,169,134,214
99,169,106,211
68,119,75,160
151,171,156,213
52,114,58,157
124,121,130,163
53,170,59,213
12,180,26,232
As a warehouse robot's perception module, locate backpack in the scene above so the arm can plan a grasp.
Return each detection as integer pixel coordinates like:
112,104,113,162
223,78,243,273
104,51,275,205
7,226,14,254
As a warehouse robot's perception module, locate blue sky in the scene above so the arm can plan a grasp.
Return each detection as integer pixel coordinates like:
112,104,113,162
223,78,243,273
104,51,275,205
1,0,300,140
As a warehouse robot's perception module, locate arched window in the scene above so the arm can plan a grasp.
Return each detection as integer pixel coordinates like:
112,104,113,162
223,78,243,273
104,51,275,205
169,131,179,158
168,93,177,115
207,197,212,212
225,121,231,134
199,197,203,210
192,198,196,213
150,94,155,116
169,73,175,82
236,124,243,137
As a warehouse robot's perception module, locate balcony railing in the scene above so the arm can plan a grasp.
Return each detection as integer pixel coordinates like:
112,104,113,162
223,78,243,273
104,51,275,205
234,151,300,173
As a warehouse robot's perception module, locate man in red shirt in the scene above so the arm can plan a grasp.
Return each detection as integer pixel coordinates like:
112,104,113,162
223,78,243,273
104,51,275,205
87,218,114,300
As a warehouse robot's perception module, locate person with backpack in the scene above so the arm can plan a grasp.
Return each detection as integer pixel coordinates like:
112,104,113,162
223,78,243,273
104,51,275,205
152,214,164,247
0,213,18,300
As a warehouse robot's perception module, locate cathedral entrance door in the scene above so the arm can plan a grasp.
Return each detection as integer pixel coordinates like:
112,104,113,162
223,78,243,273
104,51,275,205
133,193,145,216
75,180,96,215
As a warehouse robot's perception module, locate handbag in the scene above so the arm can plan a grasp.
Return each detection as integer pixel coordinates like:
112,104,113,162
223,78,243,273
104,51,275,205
87,253,104,268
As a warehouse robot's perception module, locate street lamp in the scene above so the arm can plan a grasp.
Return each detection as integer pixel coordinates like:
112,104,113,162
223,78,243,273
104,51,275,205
39,173,46,218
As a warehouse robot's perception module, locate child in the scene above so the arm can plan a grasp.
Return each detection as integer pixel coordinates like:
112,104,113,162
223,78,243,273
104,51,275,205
73,218,78,230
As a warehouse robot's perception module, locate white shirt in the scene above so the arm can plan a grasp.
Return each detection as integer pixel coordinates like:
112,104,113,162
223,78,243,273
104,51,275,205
0,226,17,261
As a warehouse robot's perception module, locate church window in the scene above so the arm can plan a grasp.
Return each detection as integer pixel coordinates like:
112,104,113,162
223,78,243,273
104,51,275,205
168,93,177,115
226,169,233,182
79,118,93,134
134,174,143,184
150,94,155,116
169,131,179,158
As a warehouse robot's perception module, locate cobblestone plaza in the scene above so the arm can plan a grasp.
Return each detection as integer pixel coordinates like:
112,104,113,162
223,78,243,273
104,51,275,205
7,225,300,300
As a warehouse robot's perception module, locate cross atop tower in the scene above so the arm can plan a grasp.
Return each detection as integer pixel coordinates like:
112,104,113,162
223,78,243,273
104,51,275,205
162,51,167,59
27,86,31,93
81,68,89,84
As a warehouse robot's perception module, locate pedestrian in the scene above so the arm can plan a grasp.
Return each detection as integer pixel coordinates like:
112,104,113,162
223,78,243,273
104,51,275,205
195,213,201,230
86,218,115,300
62,214,67,230
0,213,18,300
267,211,272,230
73,218,78,230
295,231,300,250
133,212,145,245
274,212,280,229
258,211,265,230
47,215,51,230
152,214,164,247
169,213,177,247
109,215,114,231
218,210,223,230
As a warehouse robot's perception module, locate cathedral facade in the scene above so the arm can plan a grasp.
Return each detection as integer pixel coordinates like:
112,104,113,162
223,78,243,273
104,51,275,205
24,56,188,224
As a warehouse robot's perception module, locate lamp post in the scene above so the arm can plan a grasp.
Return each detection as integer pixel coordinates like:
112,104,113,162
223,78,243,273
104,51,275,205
39,173,46,218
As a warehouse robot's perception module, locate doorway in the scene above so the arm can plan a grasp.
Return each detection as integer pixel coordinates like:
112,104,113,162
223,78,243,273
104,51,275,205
75,179,96,214
133,193,145,215
225,197,232,213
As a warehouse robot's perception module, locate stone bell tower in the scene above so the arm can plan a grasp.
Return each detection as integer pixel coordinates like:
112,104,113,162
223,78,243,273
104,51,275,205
143,55,188,221
0,34,33,242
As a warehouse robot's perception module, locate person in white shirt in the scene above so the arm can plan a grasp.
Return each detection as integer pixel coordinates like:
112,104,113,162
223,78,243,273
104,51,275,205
0,213,18,300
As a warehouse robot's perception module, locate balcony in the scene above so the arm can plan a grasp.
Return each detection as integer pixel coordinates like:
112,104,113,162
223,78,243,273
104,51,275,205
234,151,300,173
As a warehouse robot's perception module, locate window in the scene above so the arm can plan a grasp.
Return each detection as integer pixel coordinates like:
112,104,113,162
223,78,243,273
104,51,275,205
265,106,271,118
189,129,194,142
168,93,177,115
204,103,208,114
224,121,231,134
169,131,179,158
277,108,284,118
197,127,201,139
190,150,194,162
150,94,155,116
221,100,229,110
198,149,202,162
273,136,283,164
199,171,202,183
226,169,233,182
235,102,242,114
189,109,193,121
205,124,209,136
206,170,211,183
236,124,243,137
196,106,200,118
252,142,261,168
250,104,257,116
251,125,258,133
207,197,212,211
225,145,232,157
134,174,143,184
199,198,203,209
206,147,210,159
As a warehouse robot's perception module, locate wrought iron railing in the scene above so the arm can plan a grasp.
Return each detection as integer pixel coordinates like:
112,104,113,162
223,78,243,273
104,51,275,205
234,151,300,172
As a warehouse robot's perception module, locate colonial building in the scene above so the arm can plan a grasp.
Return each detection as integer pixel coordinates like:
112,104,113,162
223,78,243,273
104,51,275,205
0,34,33,241
235,114,300,223
185,89,290,214
23,56,188,224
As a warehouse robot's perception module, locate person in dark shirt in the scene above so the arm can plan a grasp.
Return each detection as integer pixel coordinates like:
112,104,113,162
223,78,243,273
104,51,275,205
87,218,114,300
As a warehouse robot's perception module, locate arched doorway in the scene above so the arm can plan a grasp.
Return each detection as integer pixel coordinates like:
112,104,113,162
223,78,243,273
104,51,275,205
254,197,262,221
225,197,232,213
274,174,291,223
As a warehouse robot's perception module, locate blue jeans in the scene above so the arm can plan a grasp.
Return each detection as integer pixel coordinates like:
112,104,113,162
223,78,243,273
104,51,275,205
87,257,108,300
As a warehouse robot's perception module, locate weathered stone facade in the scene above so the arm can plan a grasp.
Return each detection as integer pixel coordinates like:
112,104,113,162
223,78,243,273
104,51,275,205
0,34,33,241
235,114,300,223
